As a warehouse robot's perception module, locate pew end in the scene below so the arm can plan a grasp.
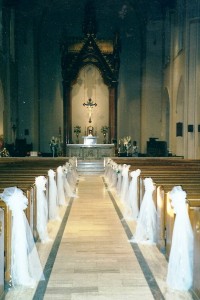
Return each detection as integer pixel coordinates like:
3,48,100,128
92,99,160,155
0,200,12,288
164,192,175,259
156,185,165,252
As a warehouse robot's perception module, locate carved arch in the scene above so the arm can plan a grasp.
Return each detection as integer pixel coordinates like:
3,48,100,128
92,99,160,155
61,14,120,153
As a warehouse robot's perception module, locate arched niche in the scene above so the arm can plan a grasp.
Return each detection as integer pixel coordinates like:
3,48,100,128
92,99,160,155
71,65,109,144
60,5,120,154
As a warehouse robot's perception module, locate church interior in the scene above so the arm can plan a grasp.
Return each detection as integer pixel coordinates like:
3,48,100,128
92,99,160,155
0,0,199,158
0,0,200,299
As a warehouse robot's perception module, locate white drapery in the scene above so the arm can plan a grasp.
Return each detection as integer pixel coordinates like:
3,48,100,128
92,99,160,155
120,164,130,203
48,169,59,220
132,177,157,244
57,166,67,206
62,165,77,199
167,186,194,291
35,176,50,243
125,169,141,220
0,187,44,287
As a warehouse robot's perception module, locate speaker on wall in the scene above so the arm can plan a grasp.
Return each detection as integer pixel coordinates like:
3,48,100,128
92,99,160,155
198,125,200,132
188,125,194,132
176,122,183,137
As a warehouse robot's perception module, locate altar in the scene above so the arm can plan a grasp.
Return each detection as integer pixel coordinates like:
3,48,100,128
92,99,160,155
66,144,115,159
82,136,97,145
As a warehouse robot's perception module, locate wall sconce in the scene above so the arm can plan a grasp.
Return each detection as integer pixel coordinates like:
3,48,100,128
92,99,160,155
176,122,183,137
188,125,194,132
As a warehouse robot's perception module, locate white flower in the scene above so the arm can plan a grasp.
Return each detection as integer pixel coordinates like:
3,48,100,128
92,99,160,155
121,136,131,146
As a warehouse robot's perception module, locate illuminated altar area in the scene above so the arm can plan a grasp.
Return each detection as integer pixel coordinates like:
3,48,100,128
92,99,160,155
66,144,115,159
67,131,115,159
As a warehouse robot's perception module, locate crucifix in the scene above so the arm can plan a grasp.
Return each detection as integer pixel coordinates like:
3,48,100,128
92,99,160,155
83,98,97,123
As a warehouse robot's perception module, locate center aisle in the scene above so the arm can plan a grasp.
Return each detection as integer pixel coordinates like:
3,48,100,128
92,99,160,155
42,175,155,300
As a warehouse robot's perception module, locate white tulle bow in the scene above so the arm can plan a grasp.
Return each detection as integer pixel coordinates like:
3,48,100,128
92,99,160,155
0,187,45,287
167,186,193,291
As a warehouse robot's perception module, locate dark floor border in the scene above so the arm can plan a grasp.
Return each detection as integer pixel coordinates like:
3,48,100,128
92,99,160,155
33,197,74,300
102,177,165,300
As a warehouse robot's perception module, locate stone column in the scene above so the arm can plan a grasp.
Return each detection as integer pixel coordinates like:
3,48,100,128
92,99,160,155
109,84,118,143
63,82,72,155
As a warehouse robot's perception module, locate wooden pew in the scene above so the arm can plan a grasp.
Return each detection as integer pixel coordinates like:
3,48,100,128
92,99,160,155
0,207,4,298
111,158,200,248
0,200,12,287
109,157,200,294
0,157,70,288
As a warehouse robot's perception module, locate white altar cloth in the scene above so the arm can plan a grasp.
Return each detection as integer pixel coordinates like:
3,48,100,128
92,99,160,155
82,136,98,145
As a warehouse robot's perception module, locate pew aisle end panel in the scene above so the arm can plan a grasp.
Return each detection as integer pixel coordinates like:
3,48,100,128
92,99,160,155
164,192,175,259
0,200,12,287
0,207,4,298
156,185,165,252
0,182,39,242
26,185,39,241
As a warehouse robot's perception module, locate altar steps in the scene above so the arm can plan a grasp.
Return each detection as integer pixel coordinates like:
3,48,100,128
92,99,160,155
77,160,105,174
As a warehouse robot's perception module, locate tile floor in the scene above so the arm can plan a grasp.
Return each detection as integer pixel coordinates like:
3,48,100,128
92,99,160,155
4,174,195,300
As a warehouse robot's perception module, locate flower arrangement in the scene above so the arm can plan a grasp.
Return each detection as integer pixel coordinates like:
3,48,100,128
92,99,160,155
74,125,81,134
50,136,59,147
101,126,109,134
50,136,59,156
0,136,10,157
0,147,10,157
121,136,131,147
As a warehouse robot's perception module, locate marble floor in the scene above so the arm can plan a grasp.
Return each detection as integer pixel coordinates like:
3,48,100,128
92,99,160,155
4,174,196,300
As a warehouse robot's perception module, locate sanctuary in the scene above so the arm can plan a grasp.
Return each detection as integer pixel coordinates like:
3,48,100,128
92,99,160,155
66,135,115,159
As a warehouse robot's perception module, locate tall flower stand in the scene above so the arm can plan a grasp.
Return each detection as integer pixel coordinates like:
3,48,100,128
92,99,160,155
51,146,57,157
103,133,107,144
76,134,79,144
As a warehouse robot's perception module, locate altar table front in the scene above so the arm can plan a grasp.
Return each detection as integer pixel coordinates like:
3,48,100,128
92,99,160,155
66,144,115,159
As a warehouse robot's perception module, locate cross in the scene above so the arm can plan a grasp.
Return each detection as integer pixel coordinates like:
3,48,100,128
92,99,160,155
83,98,97,123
